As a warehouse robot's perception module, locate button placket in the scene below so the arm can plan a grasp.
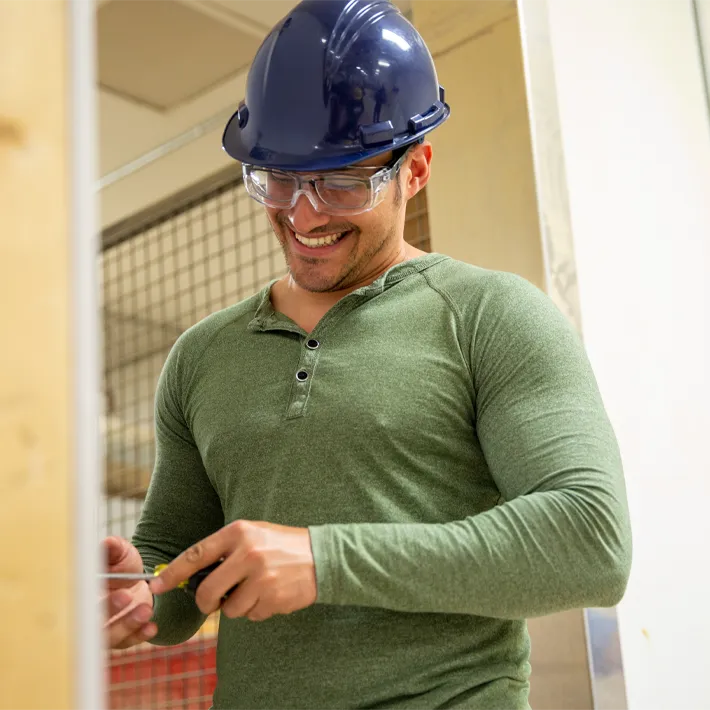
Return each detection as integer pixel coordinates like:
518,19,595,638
286,337,323,419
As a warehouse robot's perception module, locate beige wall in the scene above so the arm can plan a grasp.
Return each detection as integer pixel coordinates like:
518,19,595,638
412,3,591,709
413,1,545,289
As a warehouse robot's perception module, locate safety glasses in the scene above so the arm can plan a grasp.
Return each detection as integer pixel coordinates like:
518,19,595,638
241,151,408,216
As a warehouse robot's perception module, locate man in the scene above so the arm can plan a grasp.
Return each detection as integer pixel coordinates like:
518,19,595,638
103,1,632,708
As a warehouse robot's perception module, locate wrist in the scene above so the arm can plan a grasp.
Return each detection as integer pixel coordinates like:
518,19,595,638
307,525,337,605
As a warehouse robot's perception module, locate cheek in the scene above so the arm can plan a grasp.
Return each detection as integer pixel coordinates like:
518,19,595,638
350,209,390,244
266,211,287,239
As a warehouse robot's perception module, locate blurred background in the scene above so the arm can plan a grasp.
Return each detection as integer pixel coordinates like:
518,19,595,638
1,1,709,709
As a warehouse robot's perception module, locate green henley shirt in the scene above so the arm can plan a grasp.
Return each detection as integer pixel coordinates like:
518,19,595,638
132,252,632,709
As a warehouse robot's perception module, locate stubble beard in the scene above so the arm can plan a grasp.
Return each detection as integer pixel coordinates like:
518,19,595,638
277,222,398,294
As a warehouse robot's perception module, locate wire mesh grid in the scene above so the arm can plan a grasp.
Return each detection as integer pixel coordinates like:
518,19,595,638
101,172,431,709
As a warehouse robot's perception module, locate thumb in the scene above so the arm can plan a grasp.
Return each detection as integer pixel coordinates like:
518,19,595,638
102,537,145,590
103,536,131,570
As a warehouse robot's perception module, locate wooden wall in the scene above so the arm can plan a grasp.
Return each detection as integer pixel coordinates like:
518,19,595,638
0,1,74,707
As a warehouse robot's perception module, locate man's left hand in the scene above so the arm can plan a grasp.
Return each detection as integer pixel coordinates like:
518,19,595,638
150,520,317,622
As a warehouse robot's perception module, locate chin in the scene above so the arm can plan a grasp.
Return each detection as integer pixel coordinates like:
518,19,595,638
289,269,340,294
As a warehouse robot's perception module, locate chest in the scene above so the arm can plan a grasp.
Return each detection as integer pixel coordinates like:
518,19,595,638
183,301,494,524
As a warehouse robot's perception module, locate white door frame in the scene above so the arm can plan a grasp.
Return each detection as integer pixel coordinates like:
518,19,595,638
517,1,628,707
70,0,104,707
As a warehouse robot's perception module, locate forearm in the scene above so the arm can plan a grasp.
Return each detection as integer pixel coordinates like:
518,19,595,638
310,484,631,619
130,334,225,645
131,543,206,646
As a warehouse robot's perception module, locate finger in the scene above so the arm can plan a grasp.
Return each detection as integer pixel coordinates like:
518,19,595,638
102,538,142,590
192,552,248,615
103,536,129,567
104,574,145,593
103,588,133,621
218,575,260,619
113,622,158,650
105,603,154,648
106,578,143,592
150,528,235,596
246,601,273,623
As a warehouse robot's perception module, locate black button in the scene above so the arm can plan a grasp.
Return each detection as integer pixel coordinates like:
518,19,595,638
296,370,309,381
306,339,320,350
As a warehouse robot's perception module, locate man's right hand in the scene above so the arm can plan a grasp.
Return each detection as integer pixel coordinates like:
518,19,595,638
103,536,157,649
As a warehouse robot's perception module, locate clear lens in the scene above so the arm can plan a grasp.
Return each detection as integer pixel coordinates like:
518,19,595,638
315,175,370,209
243,151,405,214
247,169,295,206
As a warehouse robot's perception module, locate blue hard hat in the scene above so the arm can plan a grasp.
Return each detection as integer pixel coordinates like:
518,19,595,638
222,0,450,171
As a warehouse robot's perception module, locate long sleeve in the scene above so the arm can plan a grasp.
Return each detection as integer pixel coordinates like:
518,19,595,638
131,337,224,645
309,272,632,619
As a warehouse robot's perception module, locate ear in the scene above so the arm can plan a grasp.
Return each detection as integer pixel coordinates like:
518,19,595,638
403,141,433,200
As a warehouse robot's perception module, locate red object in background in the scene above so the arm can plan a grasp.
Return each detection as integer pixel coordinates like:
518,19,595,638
108,637,217,710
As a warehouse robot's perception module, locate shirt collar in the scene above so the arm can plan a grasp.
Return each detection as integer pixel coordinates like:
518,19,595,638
248,252,449,333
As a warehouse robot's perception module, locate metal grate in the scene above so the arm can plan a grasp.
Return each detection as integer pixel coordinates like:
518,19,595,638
101,169,431,709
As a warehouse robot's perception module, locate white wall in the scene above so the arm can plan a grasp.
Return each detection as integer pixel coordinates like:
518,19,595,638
545,1,710,708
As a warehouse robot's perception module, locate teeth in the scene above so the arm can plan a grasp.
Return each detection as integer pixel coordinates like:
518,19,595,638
293,230,346,248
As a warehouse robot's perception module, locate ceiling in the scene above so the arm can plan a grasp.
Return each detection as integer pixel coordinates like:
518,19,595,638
97,0,412,112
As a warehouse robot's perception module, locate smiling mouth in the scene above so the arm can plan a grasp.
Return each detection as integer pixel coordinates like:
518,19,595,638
288,226,351,249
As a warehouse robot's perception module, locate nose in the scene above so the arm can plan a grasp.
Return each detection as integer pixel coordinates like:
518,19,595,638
287,193,331,235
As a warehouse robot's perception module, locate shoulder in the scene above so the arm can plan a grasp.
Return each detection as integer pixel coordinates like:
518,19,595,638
423,255,559,325
161,289,266,381
422,256,585,374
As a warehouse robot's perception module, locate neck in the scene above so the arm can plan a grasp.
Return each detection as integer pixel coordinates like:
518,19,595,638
292,241,423,304
270,241,426,333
